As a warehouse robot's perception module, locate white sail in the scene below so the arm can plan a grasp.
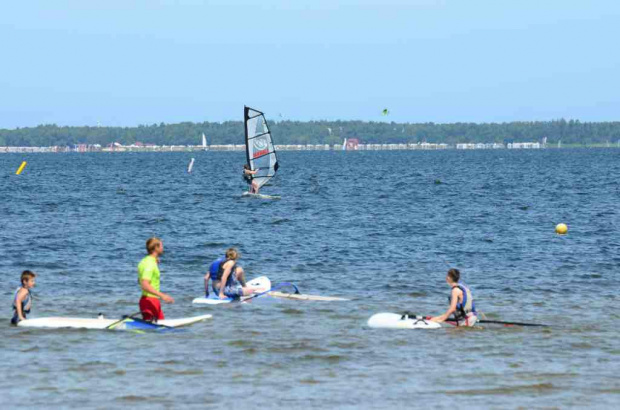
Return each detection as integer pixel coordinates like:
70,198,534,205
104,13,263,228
187,158,195,173
244,106,279,189
342,138,347,151
202,133,207,150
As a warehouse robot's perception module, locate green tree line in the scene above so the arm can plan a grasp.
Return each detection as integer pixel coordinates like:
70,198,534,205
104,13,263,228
1,119,620,147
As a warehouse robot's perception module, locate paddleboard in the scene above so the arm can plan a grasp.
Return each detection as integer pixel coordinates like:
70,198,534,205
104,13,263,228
242,192,281,200
192,276,271,305
367,313,441,330
17,314,213,330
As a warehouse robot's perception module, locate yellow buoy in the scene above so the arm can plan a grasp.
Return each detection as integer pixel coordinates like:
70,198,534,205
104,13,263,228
15,161,27,175
555,223,568,235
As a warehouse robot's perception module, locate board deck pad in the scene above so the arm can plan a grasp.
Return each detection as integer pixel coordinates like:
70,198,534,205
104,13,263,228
367,313,441,329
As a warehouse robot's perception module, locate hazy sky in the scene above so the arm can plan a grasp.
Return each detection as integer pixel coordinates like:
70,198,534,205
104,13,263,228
1,0,619,127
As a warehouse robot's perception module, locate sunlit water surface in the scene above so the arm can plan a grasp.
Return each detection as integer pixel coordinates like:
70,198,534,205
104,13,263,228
0,149,619,409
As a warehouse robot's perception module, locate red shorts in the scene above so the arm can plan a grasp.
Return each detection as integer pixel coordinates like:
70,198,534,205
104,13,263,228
139,297,165,322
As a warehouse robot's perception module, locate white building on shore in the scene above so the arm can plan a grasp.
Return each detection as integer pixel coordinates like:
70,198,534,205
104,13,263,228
0,140,558,154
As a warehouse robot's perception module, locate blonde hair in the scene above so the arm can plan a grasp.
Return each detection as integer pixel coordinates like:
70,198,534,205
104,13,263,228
146,237,162,254
225,248,239,260
21,270,36,285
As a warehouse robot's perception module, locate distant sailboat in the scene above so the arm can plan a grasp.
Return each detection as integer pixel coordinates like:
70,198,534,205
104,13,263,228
201,133,208,151
342,138,347,151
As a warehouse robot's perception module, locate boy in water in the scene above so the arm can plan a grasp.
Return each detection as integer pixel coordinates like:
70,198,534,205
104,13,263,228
430,268,478,327
12,270,36,325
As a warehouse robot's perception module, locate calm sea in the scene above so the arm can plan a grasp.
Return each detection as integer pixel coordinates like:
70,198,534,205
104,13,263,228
0,149,619,409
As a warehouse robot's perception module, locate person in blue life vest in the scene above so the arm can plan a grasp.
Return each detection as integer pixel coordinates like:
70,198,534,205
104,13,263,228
11,270,36,325
204,248,262,299
430,269,478,327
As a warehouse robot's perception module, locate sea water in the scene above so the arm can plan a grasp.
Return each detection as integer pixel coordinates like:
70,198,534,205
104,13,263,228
0,149,618,409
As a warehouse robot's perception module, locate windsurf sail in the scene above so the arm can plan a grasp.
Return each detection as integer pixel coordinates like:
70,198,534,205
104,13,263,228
202,133,207,150
342,138,347,151
244,106,279,189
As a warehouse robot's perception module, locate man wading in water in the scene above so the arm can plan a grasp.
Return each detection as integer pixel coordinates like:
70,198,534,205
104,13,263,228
138,237,174,322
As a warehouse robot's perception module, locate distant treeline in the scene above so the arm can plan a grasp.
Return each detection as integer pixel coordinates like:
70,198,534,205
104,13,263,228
1,119,620,147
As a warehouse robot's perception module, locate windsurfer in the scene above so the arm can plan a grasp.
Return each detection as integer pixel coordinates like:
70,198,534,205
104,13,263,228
243,164,259,194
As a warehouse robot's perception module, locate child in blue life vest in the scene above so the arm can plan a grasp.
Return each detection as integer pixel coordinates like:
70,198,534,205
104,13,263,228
11,270,36,325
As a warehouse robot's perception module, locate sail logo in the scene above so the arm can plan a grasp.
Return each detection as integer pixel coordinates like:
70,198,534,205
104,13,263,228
253,138,269,158
253,149,269,158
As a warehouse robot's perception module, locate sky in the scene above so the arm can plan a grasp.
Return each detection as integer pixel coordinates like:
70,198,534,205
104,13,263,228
1,0,619,128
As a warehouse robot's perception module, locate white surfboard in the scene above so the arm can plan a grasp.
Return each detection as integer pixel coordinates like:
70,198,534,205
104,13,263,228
367,313,441,330
242,192,281,200
192,276,271,305
18,314,213,330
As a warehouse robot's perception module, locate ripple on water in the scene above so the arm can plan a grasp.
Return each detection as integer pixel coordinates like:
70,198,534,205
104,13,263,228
444,382,555,396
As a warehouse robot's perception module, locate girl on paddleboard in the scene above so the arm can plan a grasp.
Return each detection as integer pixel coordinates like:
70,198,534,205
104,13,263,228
430,269,478,327
215,248,261,299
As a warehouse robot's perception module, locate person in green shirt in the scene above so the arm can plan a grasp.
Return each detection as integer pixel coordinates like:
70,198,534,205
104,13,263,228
138,237,174,322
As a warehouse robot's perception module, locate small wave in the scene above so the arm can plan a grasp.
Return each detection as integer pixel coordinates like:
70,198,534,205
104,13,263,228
300,354,346,364
271,218,291,225
299,378,323,384
161,360,184,365
281,308,304,315
153,368,204,376
202,242,228,248
228,340,253,347
445,382,554,395
115,395,168,403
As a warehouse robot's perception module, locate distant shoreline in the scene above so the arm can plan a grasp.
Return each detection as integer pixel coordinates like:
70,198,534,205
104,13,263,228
1,142,618,154
3,120,620,148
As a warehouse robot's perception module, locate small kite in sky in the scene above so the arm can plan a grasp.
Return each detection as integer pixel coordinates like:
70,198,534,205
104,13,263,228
382,108,389,116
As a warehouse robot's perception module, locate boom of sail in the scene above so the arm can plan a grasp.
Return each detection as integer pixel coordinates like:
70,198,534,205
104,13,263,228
244,106,279,189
